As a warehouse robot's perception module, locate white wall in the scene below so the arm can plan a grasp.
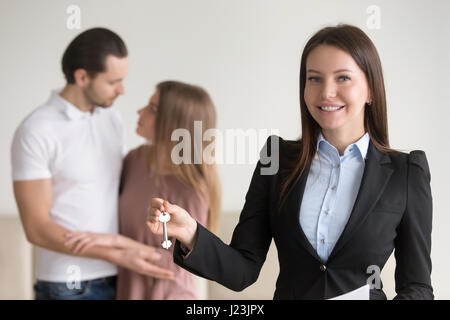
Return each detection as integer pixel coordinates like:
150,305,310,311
1,0,449,298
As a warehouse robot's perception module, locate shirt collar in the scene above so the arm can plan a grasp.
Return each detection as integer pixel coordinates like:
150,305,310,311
51,89,102,121
317,131,370,161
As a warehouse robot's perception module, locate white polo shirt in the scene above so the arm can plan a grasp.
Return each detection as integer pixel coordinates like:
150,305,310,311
11,89,126,282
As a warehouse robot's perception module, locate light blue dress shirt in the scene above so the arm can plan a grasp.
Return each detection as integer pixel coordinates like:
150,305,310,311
299,131,370,263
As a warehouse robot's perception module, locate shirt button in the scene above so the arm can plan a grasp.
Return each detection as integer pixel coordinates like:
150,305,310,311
331,186,336,191
320,265,327,272
349,148,353,152
336,164,340,168
321,239,326,244
325,209,330,214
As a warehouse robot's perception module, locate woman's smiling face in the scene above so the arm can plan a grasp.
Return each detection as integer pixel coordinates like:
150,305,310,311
304,44,371,136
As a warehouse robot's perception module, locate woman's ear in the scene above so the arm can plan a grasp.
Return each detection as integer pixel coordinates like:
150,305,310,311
366,91,372,105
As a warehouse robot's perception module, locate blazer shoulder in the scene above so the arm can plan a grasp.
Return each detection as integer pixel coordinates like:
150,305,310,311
387,149,430,180
258,135,301,179
408,150,428,166
393,149,430,172
260,135,301,160
408,150,431,181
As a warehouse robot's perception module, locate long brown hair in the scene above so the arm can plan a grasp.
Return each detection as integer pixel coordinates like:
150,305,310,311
279,24,402,211
148,80,221,234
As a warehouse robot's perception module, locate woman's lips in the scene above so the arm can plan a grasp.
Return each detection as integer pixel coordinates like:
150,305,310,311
317,105,345,112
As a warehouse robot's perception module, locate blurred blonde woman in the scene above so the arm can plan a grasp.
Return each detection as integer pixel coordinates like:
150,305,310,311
117,80,221,299
65,80,221,299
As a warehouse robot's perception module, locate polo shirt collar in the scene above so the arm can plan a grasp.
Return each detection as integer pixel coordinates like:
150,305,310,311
52,89,103,121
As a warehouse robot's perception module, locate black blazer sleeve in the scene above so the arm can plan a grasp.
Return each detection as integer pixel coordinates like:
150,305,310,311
173,138,275,291
393,150,433,299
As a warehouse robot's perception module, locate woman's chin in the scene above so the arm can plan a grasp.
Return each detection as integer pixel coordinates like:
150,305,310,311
136,127,145,138
317,122,343,131
136,128,153,141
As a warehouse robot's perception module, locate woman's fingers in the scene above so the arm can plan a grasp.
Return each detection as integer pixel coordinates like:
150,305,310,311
143,249,161,262
149,199,184,223
65,232,116,255
163,200,176,214
64,232,88,247
147,198,165,223
151,198,164,210
72,236,95,255
163,200,187,219
141,250,175,280
144,265,175,280
65,232,99,255
77,240,98,255
146,221,161,235
147,208,162,222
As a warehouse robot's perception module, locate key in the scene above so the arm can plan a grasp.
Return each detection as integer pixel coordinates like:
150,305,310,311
158,211,172,250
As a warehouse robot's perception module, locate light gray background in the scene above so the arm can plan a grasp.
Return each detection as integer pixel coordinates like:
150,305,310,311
1,0,449,298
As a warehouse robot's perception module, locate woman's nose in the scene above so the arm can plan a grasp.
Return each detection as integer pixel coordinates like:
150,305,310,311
320,80,337,99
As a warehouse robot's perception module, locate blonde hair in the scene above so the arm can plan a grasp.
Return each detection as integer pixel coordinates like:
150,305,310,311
148,80,221,234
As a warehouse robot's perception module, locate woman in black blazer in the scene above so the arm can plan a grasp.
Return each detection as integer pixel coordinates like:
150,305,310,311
147,24,433,300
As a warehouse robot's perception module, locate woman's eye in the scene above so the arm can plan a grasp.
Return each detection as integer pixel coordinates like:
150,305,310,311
338,76,350,82
307,77,320,83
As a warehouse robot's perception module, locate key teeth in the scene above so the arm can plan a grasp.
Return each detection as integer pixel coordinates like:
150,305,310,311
161,240,172,250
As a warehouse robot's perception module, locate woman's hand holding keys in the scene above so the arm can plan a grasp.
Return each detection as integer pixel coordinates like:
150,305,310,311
147,198,198,251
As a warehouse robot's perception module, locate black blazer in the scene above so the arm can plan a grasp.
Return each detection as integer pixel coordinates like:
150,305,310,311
174,135,433,300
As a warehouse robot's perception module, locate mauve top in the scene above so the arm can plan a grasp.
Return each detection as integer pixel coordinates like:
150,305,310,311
116,145,209,300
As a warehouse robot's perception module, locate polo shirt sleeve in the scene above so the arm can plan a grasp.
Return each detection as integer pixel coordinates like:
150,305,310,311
11,124,52,181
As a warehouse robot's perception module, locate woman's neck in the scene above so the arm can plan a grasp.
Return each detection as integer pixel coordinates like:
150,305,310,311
321,128,366,156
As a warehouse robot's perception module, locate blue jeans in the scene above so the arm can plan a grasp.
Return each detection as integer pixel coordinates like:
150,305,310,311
34,276,117,300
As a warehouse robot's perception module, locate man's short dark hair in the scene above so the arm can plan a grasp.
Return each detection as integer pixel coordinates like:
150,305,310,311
62,27,128,83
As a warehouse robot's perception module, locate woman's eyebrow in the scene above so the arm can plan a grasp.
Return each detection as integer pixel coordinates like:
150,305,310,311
307,68,354,74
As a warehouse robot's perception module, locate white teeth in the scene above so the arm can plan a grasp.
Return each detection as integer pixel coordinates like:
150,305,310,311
319,105,344,111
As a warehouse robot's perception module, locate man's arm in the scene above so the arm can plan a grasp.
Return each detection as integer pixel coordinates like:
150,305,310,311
13,179,175,280
13,178,118,261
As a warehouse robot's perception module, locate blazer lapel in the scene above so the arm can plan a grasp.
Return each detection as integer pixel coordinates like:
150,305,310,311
283,161,323,262
327,140,394,262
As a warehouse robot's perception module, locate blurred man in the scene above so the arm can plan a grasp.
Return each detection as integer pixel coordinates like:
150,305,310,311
11,28,166,300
